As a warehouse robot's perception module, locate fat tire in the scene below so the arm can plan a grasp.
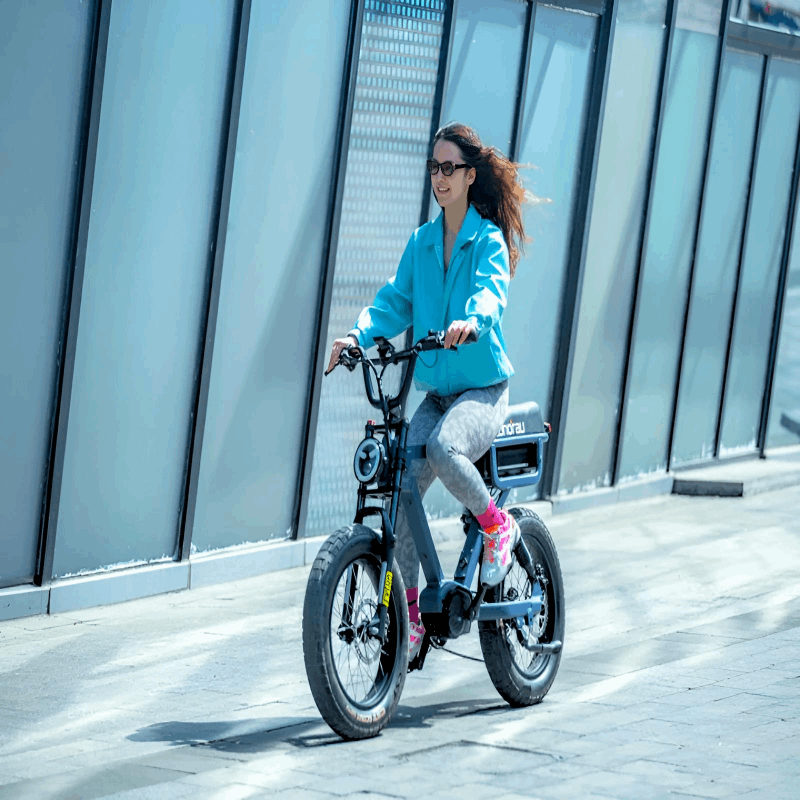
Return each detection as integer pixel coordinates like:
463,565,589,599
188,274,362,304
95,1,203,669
479,507,565,707
302,524,408,739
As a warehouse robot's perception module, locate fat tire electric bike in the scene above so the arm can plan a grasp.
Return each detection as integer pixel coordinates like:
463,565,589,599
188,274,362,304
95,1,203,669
302,331,564,740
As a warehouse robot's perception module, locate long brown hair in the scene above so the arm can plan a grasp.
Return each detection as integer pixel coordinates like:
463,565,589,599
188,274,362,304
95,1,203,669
432,122,527,277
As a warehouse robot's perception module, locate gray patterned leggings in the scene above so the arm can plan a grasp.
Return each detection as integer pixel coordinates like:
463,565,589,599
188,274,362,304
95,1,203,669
394,380,509,591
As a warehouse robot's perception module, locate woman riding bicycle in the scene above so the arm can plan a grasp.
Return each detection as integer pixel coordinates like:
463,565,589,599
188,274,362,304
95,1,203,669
327,122,527,664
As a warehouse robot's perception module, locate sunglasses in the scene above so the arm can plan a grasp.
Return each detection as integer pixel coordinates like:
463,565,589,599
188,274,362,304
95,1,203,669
426,159,470,177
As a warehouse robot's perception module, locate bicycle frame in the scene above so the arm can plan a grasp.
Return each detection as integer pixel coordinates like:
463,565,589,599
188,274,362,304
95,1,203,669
399,449,543,629
343,333,546,648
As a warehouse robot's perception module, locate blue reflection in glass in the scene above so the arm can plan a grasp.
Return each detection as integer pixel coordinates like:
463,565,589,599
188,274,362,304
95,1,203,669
732,0,800,35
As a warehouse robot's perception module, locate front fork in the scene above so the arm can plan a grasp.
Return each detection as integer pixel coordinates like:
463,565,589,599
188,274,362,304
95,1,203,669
364,420,409,644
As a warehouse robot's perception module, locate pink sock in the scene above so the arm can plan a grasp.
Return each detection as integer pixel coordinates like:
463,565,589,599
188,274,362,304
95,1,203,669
476,499,504,531
406,587,420,624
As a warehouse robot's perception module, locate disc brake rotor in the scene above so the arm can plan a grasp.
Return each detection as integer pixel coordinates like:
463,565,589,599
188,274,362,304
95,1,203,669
504,562,549,664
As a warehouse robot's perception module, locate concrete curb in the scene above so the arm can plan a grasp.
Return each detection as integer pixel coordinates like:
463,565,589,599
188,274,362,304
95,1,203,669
49,562,190,614
189,539,305,589
0,584,49,622
552,474,675,515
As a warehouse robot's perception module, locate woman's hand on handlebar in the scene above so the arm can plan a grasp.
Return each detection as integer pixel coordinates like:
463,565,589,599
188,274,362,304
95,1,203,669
326,335,358,375
443,320,477,349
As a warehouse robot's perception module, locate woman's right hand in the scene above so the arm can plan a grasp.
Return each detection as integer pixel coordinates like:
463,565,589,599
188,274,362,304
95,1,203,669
326,335,358,374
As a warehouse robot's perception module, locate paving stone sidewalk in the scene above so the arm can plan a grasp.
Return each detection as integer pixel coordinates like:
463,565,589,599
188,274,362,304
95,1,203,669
0,486,798,800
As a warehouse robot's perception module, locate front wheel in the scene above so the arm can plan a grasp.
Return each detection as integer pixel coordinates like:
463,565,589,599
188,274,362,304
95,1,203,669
302,524,408,739
479,508,564,707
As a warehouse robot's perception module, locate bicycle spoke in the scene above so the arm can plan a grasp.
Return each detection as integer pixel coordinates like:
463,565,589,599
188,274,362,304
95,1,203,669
502,552,549,676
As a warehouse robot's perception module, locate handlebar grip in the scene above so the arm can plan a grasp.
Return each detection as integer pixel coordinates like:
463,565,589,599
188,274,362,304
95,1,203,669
419,328,478,351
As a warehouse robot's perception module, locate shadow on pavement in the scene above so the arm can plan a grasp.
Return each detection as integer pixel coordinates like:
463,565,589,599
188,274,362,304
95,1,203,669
128,716,319,748
392,698,511,729
128,699,518,755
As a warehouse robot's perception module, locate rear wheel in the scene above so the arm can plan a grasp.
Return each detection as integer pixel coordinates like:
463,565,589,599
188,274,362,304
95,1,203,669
302,524,408,739
479,508,564,706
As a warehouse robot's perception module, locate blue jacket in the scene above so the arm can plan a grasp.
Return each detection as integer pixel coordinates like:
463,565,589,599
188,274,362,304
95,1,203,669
350,204,514,396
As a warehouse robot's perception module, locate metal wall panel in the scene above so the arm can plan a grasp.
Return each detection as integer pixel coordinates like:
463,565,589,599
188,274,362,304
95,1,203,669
52,0,238,576
0,0,96,587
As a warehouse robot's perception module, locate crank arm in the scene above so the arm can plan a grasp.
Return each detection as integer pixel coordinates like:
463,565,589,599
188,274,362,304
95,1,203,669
477,596,542,621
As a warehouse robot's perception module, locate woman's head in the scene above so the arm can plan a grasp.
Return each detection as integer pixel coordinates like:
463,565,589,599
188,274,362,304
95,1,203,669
430,123,526,277
429,137,476,213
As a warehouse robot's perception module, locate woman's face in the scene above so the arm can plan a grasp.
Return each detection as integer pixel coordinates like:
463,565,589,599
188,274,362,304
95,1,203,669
431,139,475,209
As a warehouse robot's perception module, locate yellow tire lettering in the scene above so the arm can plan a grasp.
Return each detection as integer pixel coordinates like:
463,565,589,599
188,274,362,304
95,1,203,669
382,570,393,607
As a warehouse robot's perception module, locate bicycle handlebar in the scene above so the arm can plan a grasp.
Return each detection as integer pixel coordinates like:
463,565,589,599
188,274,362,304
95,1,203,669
331,328,478,414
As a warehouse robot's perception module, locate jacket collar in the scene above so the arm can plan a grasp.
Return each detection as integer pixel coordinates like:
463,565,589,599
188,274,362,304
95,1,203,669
427,203,483,251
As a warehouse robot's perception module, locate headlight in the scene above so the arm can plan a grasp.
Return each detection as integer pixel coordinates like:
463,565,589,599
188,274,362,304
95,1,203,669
353,437,386,484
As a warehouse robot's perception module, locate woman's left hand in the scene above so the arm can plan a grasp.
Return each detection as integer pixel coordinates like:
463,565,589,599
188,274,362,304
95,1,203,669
444,319,477,349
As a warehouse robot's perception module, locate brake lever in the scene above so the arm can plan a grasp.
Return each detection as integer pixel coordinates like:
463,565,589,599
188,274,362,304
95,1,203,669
324,346,361,376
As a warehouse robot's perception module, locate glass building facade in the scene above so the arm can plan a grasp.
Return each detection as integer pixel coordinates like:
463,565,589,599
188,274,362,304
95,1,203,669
2,0,799,613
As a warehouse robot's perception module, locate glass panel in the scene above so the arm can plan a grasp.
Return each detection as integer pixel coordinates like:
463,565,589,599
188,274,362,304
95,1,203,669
304,1,448,537
504,5,598,502
731,0,800,35
558,0,668,494
671,49,763,466
720,58,800,455
0,0,96,587
768,189,800,449
618,0,723,481
443,0,528,157
53,0,237,576
677,0,723,32
192,0,352,550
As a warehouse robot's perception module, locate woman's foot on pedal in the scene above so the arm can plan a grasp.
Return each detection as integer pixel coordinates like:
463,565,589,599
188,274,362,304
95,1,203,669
480,510,520,587
409,619,426,662
407,587,425,664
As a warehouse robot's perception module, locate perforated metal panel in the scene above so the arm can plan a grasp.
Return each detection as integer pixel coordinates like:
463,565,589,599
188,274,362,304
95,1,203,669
305,0,447,538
